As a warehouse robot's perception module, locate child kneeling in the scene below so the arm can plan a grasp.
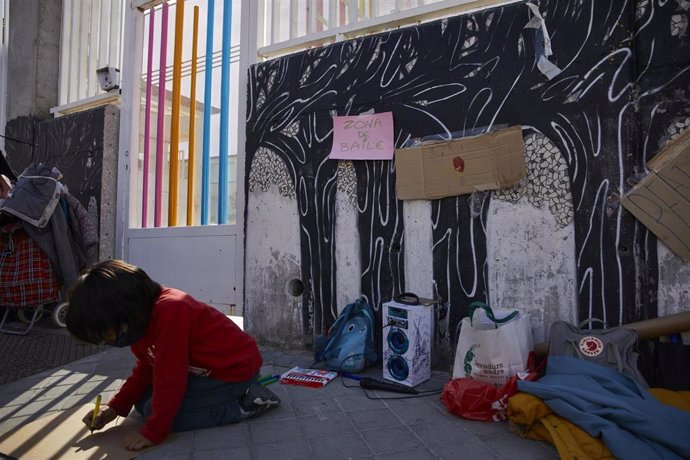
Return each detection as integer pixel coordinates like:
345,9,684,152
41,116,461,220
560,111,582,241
67,259,280,450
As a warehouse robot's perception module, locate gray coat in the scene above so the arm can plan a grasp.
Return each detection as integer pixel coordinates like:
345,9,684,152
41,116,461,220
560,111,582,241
1,165,89,296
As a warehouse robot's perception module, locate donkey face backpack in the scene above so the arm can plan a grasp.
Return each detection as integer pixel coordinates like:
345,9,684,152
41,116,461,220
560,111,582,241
547,320,648,387
313,298,378,373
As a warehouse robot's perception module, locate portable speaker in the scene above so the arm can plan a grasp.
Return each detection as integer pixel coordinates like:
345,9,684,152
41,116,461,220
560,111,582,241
382,298,432,387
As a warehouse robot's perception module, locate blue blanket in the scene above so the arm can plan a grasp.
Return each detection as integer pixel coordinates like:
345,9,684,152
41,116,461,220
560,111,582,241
518,356,690,459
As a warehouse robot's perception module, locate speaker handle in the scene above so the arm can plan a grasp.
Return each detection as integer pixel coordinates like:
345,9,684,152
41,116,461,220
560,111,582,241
394,292,420,305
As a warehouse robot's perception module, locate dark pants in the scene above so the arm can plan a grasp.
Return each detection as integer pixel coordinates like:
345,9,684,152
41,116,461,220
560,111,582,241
135,374,254,432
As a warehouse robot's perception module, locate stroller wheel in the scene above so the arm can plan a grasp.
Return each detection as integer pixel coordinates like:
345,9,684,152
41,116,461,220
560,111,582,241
18,307,44,324
52,302,69,328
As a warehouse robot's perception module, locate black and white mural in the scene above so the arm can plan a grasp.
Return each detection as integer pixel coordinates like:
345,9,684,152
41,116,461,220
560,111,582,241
3,106,119,263
245,0,690,356
5,108,109,213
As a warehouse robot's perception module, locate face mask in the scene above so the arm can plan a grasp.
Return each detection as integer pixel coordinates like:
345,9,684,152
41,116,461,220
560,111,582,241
106,327,145,348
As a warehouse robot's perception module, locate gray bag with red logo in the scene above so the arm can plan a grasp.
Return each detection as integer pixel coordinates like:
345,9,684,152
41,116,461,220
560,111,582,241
547,319,648,387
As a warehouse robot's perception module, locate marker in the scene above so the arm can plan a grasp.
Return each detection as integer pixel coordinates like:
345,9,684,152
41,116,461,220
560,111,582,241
90,394,102,434
257,374,280,386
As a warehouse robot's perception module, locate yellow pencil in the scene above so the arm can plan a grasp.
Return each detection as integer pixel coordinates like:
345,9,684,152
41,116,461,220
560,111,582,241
90,394,102,434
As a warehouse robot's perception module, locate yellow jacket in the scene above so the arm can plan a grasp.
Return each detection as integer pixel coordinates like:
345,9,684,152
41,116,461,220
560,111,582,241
507,389,690,460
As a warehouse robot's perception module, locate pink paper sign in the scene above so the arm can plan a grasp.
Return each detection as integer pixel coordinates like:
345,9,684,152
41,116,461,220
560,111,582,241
329,112,394,160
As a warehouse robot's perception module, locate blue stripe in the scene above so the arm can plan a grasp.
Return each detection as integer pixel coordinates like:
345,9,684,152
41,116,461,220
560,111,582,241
217,0,232,224
201,0,215,225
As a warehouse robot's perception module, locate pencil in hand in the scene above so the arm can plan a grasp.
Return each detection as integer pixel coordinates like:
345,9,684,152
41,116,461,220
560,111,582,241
90,394,102,434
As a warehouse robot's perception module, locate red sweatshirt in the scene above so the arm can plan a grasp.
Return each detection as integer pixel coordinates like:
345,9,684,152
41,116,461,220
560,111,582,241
107,287,262,443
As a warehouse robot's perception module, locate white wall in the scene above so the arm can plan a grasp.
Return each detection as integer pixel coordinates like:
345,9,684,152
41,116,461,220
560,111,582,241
245,181,304,346
486,198,578,343
658,243,690,317
403,200,434,299
335,176,361,314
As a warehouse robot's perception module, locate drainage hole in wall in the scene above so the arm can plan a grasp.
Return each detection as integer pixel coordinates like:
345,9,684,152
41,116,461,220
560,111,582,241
286,278,305,297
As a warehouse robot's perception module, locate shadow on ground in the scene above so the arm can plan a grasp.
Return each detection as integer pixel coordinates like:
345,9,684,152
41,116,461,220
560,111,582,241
0,313,107,385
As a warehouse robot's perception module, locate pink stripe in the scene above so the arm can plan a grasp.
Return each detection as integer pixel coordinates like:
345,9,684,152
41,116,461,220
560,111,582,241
154,3,169,227
142,8,155,228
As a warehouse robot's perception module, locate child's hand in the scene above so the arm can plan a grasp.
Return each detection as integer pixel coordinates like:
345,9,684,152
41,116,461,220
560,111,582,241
124,430,155,450
82,405,118,431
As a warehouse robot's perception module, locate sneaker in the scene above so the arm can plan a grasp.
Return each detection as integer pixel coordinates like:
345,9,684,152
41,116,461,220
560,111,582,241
241,383,281,409
240,403,270,420
240,383,281,419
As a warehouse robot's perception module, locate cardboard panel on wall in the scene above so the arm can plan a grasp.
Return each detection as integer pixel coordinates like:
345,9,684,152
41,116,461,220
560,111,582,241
621,128,690,261
395,126,526,200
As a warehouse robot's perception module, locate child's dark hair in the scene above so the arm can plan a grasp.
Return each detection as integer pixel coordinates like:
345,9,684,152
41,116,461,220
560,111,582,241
66,259,162,344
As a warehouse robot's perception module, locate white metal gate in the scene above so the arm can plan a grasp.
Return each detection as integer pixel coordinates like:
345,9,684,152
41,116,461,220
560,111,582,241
117,0,257,314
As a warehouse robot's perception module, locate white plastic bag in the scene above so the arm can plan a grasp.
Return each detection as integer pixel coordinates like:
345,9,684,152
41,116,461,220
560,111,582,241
452,302,533,386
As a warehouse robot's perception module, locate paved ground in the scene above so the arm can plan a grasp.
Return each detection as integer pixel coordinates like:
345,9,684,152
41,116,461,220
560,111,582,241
0,315,107,385
0,337,559,460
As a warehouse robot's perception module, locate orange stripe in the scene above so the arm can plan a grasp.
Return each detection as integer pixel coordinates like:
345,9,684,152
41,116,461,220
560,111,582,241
187,6,200,226
168,0,185,226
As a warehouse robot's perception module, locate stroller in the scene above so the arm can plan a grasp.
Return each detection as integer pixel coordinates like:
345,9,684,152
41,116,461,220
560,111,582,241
0,163,98,335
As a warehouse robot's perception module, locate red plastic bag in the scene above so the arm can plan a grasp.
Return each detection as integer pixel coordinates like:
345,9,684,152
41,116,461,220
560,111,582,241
442,351,544,422
441,376,518,422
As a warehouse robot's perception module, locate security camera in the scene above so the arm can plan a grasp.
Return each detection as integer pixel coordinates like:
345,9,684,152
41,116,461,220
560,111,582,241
96,66,121,92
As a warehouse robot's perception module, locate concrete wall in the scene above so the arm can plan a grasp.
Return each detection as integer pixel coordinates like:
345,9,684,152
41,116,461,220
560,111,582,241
100,105,120,261
244,0,690,365
245,147,304,345
6,0,61,120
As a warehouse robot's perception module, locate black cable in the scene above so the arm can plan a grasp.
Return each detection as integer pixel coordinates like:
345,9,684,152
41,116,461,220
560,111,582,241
360,389,444,401
0,133,34,147
1,133,37,166
337,352,445,400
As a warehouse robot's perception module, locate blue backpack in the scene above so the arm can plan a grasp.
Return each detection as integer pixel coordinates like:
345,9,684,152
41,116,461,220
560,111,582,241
314,298,379,373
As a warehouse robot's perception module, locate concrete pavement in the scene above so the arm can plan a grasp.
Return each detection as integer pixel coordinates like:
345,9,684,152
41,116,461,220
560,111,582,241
0,341,558,459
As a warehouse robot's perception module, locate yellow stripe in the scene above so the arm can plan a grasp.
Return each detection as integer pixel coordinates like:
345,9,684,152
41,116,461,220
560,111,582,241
187,6,200,226
168,0,185,226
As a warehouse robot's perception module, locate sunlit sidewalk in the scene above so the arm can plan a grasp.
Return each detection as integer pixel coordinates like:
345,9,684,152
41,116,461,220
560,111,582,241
0,344,558,459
